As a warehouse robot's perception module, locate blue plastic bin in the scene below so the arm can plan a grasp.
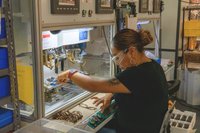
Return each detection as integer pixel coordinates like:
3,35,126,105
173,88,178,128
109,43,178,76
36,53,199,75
0,48,9,69
0,108,13,128
0,76,10,99
0,18,6,39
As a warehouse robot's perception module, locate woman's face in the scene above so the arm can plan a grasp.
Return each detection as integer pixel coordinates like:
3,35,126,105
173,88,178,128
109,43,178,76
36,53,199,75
111,47,132,70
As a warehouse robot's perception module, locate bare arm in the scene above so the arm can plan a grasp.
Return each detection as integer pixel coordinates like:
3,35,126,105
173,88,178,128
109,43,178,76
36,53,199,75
70,72,130,93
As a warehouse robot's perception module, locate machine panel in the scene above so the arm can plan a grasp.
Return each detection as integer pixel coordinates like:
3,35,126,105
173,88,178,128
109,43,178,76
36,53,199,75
41,0,115,29
51,0,80,14
95,0,114,14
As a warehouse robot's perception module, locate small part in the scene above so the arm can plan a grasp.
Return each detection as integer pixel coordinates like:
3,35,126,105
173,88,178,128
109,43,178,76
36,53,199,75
88,10,93,17
53,110,83,124
82,10,87,17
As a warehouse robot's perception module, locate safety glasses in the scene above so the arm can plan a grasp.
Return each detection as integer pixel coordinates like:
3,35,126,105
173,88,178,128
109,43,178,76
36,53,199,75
111,48,128,64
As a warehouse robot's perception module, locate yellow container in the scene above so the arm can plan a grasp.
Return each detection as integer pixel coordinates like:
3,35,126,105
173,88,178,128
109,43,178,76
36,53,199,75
184,20,200,37
17,62,34,106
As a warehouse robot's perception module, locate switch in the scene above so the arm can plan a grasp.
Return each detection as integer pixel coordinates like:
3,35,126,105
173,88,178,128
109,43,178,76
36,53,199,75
82,10,87,17
88,10,93,17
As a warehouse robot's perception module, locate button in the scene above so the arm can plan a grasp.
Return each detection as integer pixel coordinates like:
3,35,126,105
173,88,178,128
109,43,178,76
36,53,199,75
82,10,87,17
88,10,93,17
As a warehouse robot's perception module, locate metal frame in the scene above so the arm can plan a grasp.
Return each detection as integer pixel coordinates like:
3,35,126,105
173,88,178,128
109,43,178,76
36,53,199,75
0,0,20,132
4,0,20,129
32,0,44,119
177,6,200,73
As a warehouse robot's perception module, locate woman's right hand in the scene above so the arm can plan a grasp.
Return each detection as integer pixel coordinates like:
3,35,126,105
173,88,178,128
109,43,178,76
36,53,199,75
91,93,113,112
57,70,70,84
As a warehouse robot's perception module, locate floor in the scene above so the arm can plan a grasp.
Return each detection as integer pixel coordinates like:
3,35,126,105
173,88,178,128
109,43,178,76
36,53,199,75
175,100,200,133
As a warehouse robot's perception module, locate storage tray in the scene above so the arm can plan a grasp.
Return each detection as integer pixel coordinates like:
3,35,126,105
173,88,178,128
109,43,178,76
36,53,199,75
0,76,10,99
0,48,9,69
0,108,13,128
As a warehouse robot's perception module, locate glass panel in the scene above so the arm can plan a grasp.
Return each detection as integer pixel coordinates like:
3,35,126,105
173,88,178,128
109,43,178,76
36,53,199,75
14,118,92,133
43,26,112,115
12,0,35,118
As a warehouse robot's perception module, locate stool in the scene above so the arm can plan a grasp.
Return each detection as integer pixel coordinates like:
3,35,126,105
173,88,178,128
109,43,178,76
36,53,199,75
167,80,181,97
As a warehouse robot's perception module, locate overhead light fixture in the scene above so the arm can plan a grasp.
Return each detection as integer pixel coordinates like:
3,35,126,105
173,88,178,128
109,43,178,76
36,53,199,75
137,20,151,25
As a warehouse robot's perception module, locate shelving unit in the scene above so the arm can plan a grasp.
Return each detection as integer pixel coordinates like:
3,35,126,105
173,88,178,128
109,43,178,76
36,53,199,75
0,69,9,77
182,6,200,69
0,0,20,132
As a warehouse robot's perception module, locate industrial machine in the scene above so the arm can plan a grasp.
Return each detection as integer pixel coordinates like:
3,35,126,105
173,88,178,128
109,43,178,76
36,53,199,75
11,0,117,132
11,0,164,132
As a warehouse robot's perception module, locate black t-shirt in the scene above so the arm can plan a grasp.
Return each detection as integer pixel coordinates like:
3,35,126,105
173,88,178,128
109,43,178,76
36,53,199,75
114,60,168,133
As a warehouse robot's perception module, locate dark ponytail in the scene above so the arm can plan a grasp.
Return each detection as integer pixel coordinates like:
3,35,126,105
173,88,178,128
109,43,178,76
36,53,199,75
113,29,153,52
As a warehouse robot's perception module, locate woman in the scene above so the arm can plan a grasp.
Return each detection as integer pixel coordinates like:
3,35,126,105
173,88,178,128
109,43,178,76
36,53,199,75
57,29,168,133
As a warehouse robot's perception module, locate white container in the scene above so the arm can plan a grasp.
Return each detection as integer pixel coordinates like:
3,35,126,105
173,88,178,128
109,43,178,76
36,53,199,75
170,109,196,133
177,67,188,101
186,70,200,105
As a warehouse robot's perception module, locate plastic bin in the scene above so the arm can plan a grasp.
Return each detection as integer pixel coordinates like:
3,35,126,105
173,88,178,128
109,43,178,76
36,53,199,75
0,0,2,7
0,108,13,128
170,109,196,133
0,48,9,69
0,76,10,99
0,18,6,39
186,70,200,105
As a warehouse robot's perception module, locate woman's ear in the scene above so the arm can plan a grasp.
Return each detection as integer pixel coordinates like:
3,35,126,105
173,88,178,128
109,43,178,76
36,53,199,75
128,47,136,55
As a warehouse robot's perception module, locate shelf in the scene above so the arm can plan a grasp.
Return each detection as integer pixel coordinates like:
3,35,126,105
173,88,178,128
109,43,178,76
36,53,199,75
0,96,11,106
185,5,200,10
0,39,7,46
0,124,13,133
0,69,9,77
